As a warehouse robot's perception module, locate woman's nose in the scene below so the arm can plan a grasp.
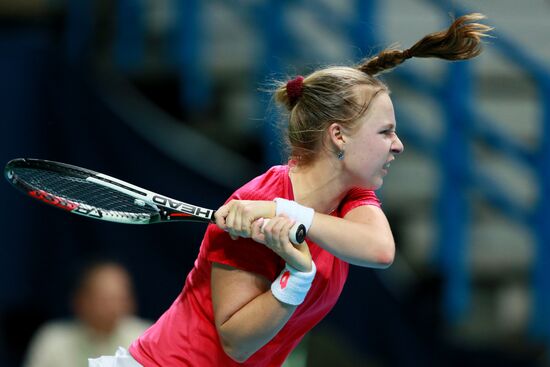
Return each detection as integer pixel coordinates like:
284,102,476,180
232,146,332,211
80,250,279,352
391,135,404,155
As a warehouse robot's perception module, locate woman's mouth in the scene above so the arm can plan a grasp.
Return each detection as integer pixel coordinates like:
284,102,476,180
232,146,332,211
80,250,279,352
381,161,393,176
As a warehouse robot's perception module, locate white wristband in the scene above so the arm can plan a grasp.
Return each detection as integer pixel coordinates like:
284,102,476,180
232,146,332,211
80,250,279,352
271,261,316,306
274,198,314,232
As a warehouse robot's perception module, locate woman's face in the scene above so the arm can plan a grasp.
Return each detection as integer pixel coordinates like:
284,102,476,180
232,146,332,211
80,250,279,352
342,91,404,189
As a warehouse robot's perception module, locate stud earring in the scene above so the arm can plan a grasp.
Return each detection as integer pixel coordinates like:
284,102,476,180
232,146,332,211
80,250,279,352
337,150,345,160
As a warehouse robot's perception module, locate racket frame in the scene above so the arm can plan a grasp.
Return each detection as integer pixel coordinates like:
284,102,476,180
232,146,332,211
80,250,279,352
4,158,306,244
4,158,215,225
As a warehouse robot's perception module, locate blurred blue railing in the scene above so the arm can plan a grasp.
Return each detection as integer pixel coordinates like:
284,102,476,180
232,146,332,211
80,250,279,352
394,0,550,348
65,0,550,351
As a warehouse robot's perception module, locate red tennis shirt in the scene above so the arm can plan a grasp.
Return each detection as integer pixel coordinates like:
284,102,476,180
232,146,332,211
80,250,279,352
129,165,380,366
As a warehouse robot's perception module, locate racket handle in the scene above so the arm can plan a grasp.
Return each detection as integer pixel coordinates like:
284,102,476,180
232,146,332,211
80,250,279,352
262,219,307,245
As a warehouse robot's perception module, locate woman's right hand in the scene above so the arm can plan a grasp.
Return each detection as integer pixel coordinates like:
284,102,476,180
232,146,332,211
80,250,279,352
251,216,312,272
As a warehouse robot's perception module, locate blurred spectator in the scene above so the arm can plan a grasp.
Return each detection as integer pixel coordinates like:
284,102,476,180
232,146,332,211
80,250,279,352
23,261,151,367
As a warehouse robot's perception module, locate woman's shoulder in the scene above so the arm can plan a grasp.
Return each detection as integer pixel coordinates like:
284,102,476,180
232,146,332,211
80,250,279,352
343,187,379,202
233,165,289,200
337,187,381,216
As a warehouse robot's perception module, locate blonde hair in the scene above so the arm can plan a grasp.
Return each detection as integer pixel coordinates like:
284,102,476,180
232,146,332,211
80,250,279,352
274,13,492,165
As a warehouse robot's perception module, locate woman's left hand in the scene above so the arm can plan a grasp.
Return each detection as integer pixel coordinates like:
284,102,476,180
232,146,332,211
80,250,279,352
215,200,276,240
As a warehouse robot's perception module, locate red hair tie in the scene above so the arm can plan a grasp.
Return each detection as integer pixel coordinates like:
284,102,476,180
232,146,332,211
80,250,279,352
286,76,304,106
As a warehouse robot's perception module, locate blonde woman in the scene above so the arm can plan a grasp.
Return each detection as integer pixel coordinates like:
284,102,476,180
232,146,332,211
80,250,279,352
91,13,491,367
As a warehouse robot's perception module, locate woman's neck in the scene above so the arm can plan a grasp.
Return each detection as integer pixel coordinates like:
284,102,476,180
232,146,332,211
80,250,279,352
288,158,349,214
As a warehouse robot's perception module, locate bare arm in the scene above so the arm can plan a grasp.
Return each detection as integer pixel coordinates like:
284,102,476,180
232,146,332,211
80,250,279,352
308,205,395,268
211,217,312,362
217,200,395,269
211,263,296,363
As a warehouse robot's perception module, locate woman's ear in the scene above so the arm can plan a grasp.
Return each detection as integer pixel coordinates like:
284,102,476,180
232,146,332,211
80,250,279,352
327,123,347,150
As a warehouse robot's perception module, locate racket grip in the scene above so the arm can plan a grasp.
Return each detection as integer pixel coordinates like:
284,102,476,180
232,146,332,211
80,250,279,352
262,219,307,245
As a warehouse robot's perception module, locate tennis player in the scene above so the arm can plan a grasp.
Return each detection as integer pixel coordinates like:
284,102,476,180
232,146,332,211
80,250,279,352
90,13,491,367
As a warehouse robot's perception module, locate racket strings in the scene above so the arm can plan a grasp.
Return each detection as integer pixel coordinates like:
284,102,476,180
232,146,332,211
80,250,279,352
15,168,158,217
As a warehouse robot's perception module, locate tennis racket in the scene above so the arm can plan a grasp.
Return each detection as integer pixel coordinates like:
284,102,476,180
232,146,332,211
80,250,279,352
4,158,306,244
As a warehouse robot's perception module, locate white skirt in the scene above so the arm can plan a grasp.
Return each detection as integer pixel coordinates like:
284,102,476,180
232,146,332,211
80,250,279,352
88,347,143,367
